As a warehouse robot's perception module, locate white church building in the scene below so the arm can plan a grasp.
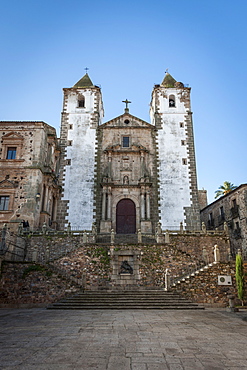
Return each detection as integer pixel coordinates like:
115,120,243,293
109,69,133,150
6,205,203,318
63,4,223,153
57,72,201,233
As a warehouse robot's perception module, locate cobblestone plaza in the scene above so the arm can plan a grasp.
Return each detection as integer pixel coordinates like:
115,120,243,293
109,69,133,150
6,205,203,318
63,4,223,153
0,308,247,369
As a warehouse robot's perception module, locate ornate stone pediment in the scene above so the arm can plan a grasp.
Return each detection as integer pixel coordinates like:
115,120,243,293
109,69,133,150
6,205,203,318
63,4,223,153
0,179,16,188
2,132,24,140
100,113,153,128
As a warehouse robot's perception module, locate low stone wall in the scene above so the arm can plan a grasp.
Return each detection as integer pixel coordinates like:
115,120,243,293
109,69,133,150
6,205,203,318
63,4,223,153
0,262,80,307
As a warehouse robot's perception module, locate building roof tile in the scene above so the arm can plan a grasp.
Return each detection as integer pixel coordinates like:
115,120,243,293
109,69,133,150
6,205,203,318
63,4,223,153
73,73,94,88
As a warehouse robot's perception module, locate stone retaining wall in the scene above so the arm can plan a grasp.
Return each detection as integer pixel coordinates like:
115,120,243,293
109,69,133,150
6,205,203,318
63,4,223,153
169,233,230,263
172,262,238,307
0,233,240,307
22,232,230,265
0,262,80,307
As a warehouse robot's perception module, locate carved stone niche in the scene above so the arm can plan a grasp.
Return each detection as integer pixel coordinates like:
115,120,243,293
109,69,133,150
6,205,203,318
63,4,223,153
111,249,141,287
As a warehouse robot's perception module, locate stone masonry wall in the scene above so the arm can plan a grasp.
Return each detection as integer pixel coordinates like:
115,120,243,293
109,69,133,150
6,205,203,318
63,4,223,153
169,233,230,263
0,232,239,307
0,262,80,307
171,262,238,307
24,232,230,268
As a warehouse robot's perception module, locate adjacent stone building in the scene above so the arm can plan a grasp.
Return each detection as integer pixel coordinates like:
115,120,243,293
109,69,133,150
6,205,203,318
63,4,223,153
200,184,247,256
0,121,60,230
58,72,201,233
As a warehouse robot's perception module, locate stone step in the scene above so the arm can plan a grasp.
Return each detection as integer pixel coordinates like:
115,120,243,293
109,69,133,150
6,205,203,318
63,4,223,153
48,303,203,309
49,305,202,310
60,297,193,302
64,293,190,300
59,302,196,306
47,290,204,310
74,291,180,295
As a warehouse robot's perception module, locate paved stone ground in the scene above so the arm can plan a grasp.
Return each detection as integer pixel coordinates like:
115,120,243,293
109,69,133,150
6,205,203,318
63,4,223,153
0,308,247,370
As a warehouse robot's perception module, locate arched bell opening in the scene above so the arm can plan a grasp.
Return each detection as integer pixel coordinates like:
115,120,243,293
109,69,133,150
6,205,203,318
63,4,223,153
169,94,176,107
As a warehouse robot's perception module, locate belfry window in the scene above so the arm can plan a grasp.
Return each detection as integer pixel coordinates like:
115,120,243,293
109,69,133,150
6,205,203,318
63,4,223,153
6,147,16,159
122,136,130,148
169,95,176,108
78,95,85,108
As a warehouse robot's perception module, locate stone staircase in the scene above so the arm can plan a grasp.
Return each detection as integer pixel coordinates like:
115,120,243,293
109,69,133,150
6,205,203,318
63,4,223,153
171,262,217,287
47,290,204,310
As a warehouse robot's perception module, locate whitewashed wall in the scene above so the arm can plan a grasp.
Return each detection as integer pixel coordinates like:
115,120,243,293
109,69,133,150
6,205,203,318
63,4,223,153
151,88,192,229
62,89,102,230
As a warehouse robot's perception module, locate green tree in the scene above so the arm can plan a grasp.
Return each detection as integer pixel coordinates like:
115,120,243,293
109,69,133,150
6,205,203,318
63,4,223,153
215,181,237,199
236,253,245,306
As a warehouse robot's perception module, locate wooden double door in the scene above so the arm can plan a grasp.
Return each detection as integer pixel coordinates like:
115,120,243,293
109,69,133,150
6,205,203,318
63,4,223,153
116,199,136,234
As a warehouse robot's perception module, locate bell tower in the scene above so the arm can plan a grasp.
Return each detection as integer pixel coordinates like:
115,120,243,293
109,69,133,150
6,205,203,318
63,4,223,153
57,73,104,230
150,72,200,230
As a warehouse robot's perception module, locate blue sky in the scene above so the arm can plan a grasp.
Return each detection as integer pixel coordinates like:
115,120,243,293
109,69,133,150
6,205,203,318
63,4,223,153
0,0,246,203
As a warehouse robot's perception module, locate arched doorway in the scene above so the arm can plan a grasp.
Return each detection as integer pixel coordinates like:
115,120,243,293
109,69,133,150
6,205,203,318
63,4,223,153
116,199,136,234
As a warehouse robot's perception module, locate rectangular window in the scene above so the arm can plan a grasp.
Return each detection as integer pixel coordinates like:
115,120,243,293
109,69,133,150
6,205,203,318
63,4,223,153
0,196,9,211
122,136,130,148
220,206,224,216
6,147,16,159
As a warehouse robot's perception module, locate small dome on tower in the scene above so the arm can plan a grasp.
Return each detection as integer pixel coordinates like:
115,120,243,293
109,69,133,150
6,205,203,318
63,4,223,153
73,73,94,88
174,81,184,88
161,72,177,88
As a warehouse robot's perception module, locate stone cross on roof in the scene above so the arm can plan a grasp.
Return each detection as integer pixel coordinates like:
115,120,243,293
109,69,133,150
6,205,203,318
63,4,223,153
122,99,131,113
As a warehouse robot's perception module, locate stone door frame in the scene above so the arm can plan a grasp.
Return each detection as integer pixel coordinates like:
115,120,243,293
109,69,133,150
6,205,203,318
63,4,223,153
112,194,140,233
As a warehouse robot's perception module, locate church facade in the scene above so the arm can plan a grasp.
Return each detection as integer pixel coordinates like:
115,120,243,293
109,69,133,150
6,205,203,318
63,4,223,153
57,72,201,233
